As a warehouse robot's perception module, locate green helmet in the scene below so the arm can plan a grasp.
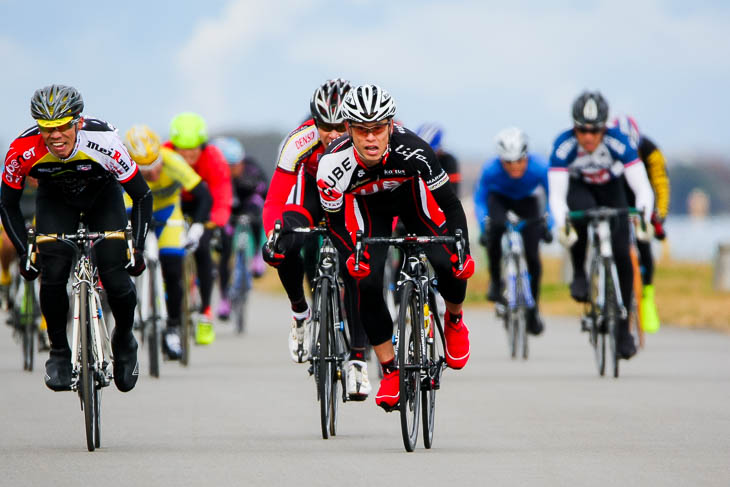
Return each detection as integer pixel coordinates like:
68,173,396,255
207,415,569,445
169,112,208,149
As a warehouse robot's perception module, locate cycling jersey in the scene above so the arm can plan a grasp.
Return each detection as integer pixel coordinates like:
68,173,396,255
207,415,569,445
473,153,549,233
162,142,232,227
232,157,267,216
637,136,670,219
263,119,324,234
1,119,151,250
317,124,468,255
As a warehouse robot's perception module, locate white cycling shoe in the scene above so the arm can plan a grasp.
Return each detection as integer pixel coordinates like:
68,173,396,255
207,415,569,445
288,310,311,363
346,360,372,400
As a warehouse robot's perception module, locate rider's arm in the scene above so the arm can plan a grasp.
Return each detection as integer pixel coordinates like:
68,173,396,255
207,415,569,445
624,162,654,223
0,182,28,254
639,136,670,219
473,161,492,233
431,182,471,254
263,168,297,235
121,171,152,250
548,169,569,229
187,181,213,224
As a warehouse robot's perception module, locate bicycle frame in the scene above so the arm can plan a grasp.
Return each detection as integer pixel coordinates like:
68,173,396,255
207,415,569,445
502,212,536,311
586,215,627,322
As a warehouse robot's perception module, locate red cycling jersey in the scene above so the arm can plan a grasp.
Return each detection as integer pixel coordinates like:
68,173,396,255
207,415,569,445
162,142,232,227
262,119,324,234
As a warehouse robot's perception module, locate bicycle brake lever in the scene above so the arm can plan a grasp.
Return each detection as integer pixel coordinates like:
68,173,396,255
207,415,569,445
354,230,363,271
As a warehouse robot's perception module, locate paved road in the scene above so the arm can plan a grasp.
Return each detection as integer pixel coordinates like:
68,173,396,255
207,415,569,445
1,290,728,486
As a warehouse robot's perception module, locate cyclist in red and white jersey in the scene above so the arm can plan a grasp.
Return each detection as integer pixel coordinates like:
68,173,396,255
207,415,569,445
316,85,474,411
0,85,152,392
262,79,372,400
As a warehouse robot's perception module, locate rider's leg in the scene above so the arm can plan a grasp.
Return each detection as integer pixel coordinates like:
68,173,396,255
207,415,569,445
566,181,597,302
485,194,507,302
193,227,214,313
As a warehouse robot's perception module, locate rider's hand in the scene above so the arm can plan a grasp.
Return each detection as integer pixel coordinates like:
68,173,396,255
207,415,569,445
540,222,554,244
18,254,40,281
346,251,371,280
261,240,285,267
450,253,475,280
184,222,205,252
126,249,146,276
557,225,578,248
651,211,666,240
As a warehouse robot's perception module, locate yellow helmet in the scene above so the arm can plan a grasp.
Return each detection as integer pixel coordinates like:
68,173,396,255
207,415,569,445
124,125,162,166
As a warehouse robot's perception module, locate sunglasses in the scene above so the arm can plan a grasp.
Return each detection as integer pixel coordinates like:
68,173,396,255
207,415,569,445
575,126,603,135
502,158,527,165
349,122,390,137
317,122,346,133
38,120,78,134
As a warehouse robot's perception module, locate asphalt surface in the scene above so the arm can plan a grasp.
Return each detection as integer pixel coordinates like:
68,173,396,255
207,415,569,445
1,289,728,486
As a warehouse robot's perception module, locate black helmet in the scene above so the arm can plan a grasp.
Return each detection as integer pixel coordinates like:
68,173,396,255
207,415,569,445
310,78,352,124
30,84,84,127
572,91,608,128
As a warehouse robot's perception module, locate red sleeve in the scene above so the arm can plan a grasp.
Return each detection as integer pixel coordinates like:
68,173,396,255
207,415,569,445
263,167,297,235
201,146,232,226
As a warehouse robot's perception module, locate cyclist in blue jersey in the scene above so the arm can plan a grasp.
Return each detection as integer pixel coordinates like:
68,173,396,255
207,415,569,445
548,91,654,359
474,127,551,335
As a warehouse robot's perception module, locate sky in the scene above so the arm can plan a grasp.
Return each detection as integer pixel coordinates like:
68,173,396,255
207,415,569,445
1,0,729,163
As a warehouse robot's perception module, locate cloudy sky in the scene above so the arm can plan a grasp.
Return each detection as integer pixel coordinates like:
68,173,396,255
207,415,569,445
1,0,728,162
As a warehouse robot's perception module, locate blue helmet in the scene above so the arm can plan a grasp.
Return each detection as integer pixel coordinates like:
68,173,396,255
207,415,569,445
416,123,444,152
210,136,245,165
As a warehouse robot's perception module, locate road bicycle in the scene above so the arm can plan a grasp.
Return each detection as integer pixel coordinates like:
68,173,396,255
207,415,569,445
27,221,133,451
134,224,166,377
11,269,41,371
355,229,466,452
270,222,350,439
228,214,254,334
491,212,542,360
569,207,641,378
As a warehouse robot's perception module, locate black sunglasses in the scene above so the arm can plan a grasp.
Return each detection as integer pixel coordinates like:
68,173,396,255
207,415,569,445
317,122,346,132
575,126,604,134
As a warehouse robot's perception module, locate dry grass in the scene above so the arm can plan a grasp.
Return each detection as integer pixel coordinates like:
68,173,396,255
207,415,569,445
253,256,730,332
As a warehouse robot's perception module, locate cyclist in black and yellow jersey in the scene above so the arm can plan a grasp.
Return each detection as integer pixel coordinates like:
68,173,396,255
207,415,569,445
609,115,670,332
123,125,212,359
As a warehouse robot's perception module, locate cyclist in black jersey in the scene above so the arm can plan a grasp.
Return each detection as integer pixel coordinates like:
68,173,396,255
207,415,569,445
0,85,152,392
316,85,474,411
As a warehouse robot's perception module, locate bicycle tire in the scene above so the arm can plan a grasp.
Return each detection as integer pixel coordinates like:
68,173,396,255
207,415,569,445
22,282,35,371
180,255,194,366
605,263,620,378
328,288,339,437
233,248,249,334
79,281,96,451
148,318,160,378
398,280,421,452
589,261,606,376
519,307,528,360
422,293,439,449
94,384,102,448
317,283,332,439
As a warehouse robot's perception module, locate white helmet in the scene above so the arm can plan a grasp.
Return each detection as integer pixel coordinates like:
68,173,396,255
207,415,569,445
339,84,396,123
495,127,528,161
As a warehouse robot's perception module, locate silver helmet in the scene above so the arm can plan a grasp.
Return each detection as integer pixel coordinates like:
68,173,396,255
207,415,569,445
30,84,84,126
338,84,396,123
310,78,352,124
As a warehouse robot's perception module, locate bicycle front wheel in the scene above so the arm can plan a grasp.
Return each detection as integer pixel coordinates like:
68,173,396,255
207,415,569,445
422,293,441,449
79,281,96,451
589,261,606,376
605,263,620,378
398,281,422,452
317,283,333,439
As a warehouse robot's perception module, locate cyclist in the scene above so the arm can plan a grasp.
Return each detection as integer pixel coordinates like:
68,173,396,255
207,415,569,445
415,123,462,196
608,115,670,332
316,84,474,410
262,78,372,400
0,84,152,392
164,113,232,345
548,91,654,359
0,176,37,307
473,127,551,335
123,125,213,359
210,136,267,320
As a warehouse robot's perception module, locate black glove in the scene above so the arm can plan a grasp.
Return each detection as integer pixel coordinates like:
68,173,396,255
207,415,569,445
18,254,40,281
126,249,146,276
540,223,553,244
262,241,285,267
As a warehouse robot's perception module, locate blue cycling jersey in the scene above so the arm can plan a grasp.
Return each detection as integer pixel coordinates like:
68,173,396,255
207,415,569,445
549,126,641,185
473,153,550,233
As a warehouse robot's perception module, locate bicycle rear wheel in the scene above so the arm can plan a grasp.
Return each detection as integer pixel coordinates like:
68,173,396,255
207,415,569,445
180,254,195,366
398,281,421,452
147,264,160,377
79,281,96,451
605,264,620,378
422,293,440,449
589,262,606,376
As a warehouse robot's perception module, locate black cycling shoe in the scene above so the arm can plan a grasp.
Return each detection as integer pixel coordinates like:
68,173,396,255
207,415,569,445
486,281,503,303
617,330,637,359
112,330,139,392
44,348,72,391
526,308,545,336
570,272,590,303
